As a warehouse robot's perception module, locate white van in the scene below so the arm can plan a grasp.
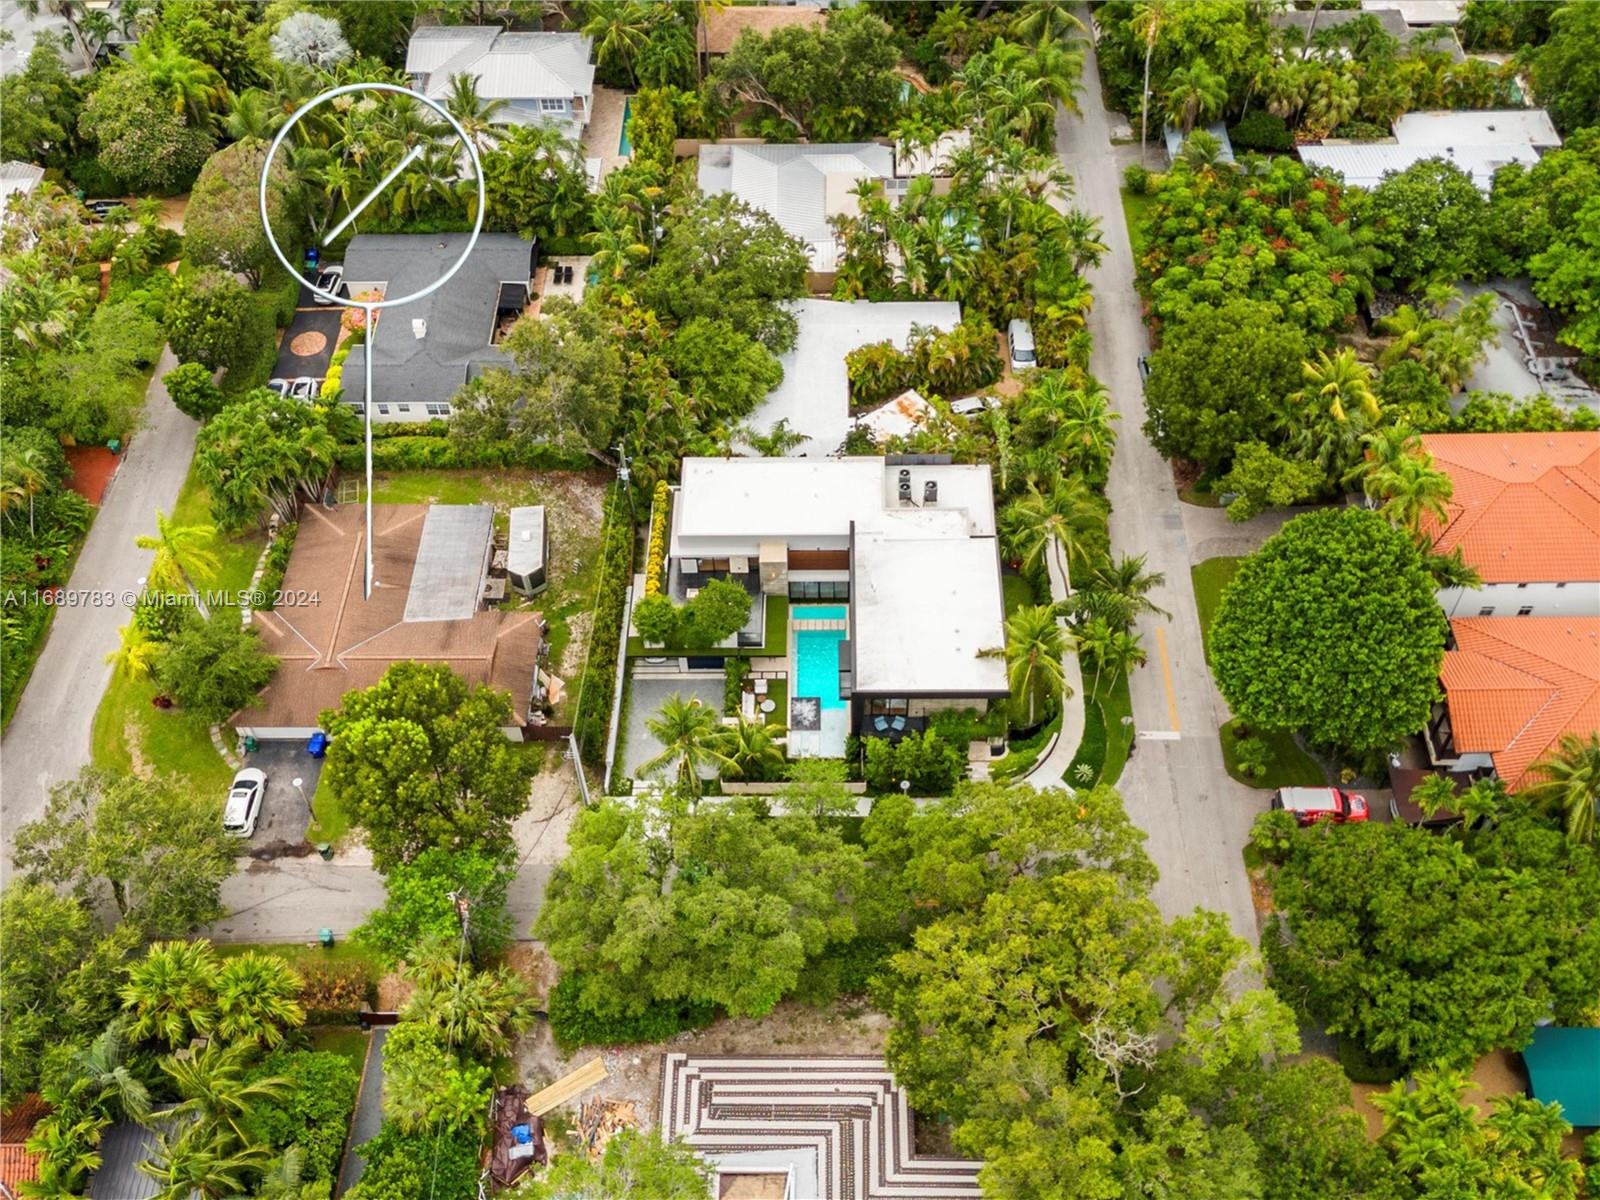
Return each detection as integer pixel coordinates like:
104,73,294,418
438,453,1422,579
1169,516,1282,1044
1007,319,1036,372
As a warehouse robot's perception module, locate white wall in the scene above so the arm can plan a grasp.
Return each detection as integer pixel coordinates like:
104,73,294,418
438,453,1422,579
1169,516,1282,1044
1439,580,1600,619
346,400,454,424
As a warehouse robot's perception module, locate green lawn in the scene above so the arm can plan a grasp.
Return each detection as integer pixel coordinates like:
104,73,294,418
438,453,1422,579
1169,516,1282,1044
1121,188,1154,258
1002,573,1037,617
91,461,264,792
216,939,382,972
309,1026,370,1070
1064,669,1135,789
1191,556,1244,662
368,469,610,722
307,770,351,848
767,677,788,728
1220,717,1326,789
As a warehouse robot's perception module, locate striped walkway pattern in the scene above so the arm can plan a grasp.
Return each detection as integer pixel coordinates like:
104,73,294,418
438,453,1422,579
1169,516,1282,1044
660,1055,983,1199
791,618,849,631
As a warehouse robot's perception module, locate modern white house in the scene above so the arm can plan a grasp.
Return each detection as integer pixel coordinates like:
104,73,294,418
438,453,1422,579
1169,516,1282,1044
1419,432,1600,619
1300,108,1562,191
748,298,962,457
664,456,1009,756
405,28,595,136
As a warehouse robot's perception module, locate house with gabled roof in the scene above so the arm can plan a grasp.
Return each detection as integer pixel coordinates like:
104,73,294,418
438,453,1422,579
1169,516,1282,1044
405,27,594,136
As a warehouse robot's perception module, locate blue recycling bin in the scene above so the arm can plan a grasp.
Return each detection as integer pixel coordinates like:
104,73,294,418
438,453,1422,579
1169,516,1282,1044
307,730,328,758
304,246,320,271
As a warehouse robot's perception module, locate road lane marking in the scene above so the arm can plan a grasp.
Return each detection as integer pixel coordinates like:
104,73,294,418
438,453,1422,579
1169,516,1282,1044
1155,625,1180,732
1139,730,1181,741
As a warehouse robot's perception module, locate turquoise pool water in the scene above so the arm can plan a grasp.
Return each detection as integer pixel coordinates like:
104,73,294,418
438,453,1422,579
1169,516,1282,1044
793,606,848,711
618,97,633,156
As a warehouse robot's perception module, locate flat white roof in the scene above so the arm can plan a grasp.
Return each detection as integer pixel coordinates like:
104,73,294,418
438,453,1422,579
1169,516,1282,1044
852,532,1007,695
1298,141,1541,191
672,457,995,553
1364,0,1463,24
748,299,962,458
1391,109,1561,148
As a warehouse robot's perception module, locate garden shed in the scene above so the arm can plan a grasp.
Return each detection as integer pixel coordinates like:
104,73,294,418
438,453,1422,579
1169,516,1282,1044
507,505,548,597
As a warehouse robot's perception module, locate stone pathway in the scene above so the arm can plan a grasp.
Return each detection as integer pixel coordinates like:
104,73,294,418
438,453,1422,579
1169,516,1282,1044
660,1055,982,1200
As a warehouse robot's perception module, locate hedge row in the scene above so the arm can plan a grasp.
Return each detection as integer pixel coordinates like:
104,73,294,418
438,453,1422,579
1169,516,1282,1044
643,480,670,597
253,522,298,612
547,975,717,1052
333,436,593,472
572,485,634,768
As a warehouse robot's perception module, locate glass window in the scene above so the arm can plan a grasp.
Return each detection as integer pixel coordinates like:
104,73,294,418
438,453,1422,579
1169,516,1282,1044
426,403,451,416
377,404,390,415
1478,606,1494,616
1517,606,1534,616
397,404,412,413
867,698,909,716
539,97,565,112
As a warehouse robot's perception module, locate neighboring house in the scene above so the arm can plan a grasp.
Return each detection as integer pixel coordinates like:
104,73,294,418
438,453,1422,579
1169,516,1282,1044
664,456,1008,755
1426,616,1600,791
1269,6,1463,58
85,1108,176,1200
339,233,537,422
0,160,44,237
0,1095,45,1200
1364,0,1464,26
697,138,964,281
698,4,828,60
1419,432,1600,618
232,504,546,741
1299,108,1562,191
405,27,594,135
749,298,962,457
1164,123,1234,165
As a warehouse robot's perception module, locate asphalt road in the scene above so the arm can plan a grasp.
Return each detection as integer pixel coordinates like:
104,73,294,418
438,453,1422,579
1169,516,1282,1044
1055,29,1261,942
1,347,199,870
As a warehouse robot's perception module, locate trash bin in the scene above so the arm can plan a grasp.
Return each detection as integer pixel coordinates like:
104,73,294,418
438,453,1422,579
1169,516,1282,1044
106,438,121,454
316,842,333,861
307,731,328,757
318,927,334,948
243,735,259,754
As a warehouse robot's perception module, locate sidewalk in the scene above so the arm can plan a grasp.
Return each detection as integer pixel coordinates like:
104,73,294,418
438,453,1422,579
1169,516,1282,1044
1021,545,1087,787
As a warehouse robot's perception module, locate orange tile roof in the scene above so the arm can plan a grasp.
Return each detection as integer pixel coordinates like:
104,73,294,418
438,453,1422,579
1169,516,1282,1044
1419,432,1600,584
1441,617,1600,790
0,1144,41,1192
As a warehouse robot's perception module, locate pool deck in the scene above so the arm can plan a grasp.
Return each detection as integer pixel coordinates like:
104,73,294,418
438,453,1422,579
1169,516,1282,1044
789,611,849,758
581,85,631,183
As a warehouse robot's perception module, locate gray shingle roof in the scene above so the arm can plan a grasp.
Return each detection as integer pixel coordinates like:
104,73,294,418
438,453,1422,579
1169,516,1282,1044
340,233,534,408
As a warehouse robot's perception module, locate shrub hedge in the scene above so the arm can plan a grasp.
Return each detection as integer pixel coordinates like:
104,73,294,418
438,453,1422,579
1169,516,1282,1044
547,975,717,1052
333,436,593,472
644,480,670,597
572,485,634,767
253,522,297,612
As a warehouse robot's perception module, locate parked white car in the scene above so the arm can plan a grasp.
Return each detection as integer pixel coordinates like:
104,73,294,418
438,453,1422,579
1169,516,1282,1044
1007,318,1036,371
313,265,345,305
949,395,999,416
223,768,267,838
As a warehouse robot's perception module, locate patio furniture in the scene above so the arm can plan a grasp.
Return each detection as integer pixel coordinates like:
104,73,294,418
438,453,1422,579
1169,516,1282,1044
872,716,889,734
753,678,768,695
760,698,776,714
890,715,907,733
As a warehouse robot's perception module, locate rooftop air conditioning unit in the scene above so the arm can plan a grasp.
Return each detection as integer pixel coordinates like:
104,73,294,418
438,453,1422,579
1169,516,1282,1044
923,480,938,504
898,480,913,505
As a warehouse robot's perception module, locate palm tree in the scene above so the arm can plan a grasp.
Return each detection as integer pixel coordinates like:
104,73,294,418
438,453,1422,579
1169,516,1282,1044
0,446,48,537
1285,349,1381,481
444,72,508,155
131,36,231,129
1133,0,1172,163
162,1040,288,1146
740,419,808,458
1423,546,1482,590
1164,59,1228,135
1061,209,1108,274
1367,452,1453,539
1010,0,1085,49
991,604,1067,728
211,952,306,1048
120,940,219,1049
1086,554,1171,625
7,271,92,356
1075,618,1148,695
253,1147,306,1200
224,89,282,142
1303,66,1360,135
717,714,786,781
403,944,535,1058
1057,380,1122,482
1001,478,1107,598
639,694,732,797
1522,733,1600,845
138,1122,271,1200
136,509,220,616
67,1023,151,1123
581,0,654,85
21,1111,109,1199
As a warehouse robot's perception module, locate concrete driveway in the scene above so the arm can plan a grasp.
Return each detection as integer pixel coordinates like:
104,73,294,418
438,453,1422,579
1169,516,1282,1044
237,741,323,854
1053,19,1260,943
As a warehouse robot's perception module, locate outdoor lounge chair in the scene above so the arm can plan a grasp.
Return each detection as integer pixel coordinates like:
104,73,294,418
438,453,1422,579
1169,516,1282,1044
890,715,907,733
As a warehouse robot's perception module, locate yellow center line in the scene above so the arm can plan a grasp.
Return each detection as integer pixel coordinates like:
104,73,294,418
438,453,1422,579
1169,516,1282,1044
1155,625,1180,732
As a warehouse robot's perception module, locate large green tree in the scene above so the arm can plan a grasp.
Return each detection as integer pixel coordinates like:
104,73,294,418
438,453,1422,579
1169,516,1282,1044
164,268,261,374
1264,807,1600,1072
1528,194,1600,359
1209,507,1447,752
185,139,301,288
0,884,98,1103
1528,0,1600,135
193,388,343,529
319,662,539,872
1141,298,1310,467
354,846,515,964
1368,158,1489,289
155,612,278,721
0,44,82,165
77,65,214,193
13,767,235,937
636,193,809,352
536,796,864,1020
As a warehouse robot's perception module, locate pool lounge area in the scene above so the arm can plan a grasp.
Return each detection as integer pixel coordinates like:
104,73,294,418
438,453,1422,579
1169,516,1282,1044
788,605,849,758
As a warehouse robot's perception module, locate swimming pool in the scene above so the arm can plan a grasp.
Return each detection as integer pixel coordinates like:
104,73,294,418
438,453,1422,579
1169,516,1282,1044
793,605,848,711
618,97,633,156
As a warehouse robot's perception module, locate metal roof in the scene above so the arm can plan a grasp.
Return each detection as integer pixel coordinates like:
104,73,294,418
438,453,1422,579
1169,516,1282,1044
86,1113,173,1200
507,506,545,578
403,504,494,622
1522,1026,1600,1126
406,29,593,102
1298,142,1541,190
